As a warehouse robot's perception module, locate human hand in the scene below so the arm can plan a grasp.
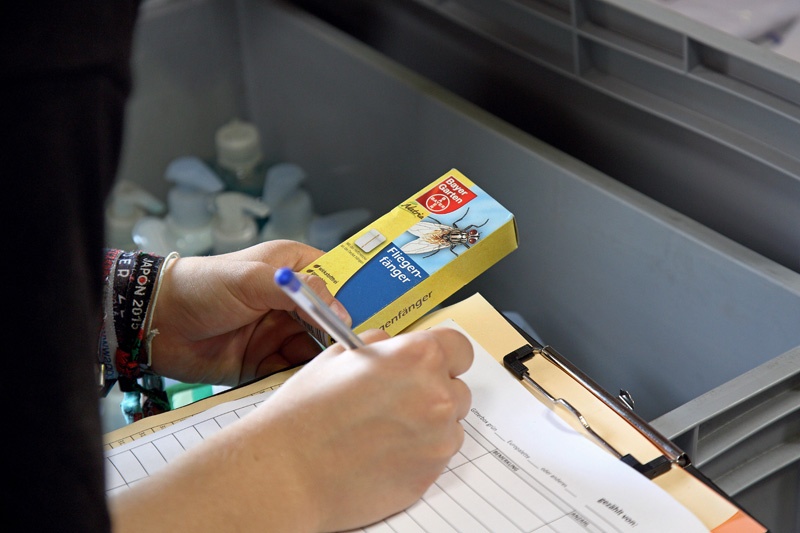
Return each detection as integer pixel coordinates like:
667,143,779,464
254,327,474,531
147,240,350,386
109,326,474,533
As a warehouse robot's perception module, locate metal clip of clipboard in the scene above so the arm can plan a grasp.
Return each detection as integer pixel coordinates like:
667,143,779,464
503,342,689,480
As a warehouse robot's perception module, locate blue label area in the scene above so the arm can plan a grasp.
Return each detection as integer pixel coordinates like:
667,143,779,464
336,244,429,326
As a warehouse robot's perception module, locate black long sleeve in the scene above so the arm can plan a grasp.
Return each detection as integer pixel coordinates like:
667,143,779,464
3,2,140,531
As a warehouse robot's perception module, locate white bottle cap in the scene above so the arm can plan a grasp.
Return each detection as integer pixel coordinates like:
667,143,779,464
215,119,263,174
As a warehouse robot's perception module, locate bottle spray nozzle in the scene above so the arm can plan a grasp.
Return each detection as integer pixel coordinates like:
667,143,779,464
165,156,225,192
165,156,225,231
106,180,166,250
263,162,307,209
215,192,271,234
108,180,166,217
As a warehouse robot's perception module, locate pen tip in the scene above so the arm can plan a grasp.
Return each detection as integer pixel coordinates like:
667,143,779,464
275,267,295,287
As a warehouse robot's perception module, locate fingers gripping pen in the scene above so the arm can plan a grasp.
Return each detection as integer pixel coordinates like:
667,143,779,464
274,267,365,350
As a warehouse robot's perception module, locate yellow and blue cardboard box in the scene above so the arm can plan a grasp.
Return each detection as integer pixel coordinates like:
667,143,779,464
302,168,518,345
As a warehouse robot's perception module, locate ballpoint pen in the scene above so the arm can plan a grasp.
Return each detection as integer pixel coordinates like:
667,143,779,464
274,267,365,349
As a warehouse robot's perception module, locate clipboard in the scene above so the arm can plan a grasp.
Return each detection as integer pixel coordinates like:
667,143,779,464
406,293,768,533
104,291,768,532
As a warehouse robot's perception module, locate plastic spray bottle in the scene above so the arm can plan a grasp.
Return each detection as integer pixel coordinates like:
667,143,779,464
132,156,225,256
163,156,225,256
260,162,314,243
258,162,371,250
105,180,165,250
210,119,269,196
212,191,270,255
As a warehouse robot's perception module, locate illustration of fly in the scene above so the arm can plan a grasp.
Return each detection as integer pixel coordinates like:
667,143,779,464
401,207,489,258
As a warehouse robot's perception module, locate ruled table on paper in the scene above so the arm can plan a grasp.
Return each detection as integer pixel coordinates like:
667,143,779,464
104,321,707,532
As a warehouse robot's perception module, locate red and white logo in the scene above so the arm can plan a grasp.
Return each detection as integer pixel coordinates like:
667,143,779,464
416,175,476,215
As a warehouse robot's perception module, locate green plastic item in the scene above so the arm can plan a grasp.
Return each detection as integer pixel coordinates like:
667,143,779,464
166,382,214,409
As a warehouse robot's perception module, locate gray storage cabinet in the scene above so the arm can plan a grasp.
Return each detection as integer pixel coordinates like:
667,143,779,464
118,1,800,530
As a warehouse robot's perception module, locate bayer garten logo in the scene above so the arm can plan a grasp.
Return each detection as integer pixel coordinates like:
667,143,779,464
424,193,450,213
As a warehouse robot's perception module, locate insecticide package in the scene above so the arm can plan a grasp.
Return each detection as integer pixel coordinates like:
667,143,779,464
300,168,518,346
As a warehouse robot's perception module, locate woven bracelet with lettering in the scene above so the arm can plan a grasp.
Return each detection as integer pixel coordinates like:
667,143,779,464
97,249,176,422
98,248,123,396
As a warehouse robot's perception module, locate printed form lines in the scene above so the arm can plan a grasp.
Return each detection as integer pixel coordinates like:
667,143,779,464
106,396,608,532
354,423,600,532
104,400,260,494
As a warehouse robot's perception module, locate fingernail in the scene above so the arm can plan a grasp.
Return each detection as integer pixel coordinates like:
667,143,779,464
331,299,352,327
